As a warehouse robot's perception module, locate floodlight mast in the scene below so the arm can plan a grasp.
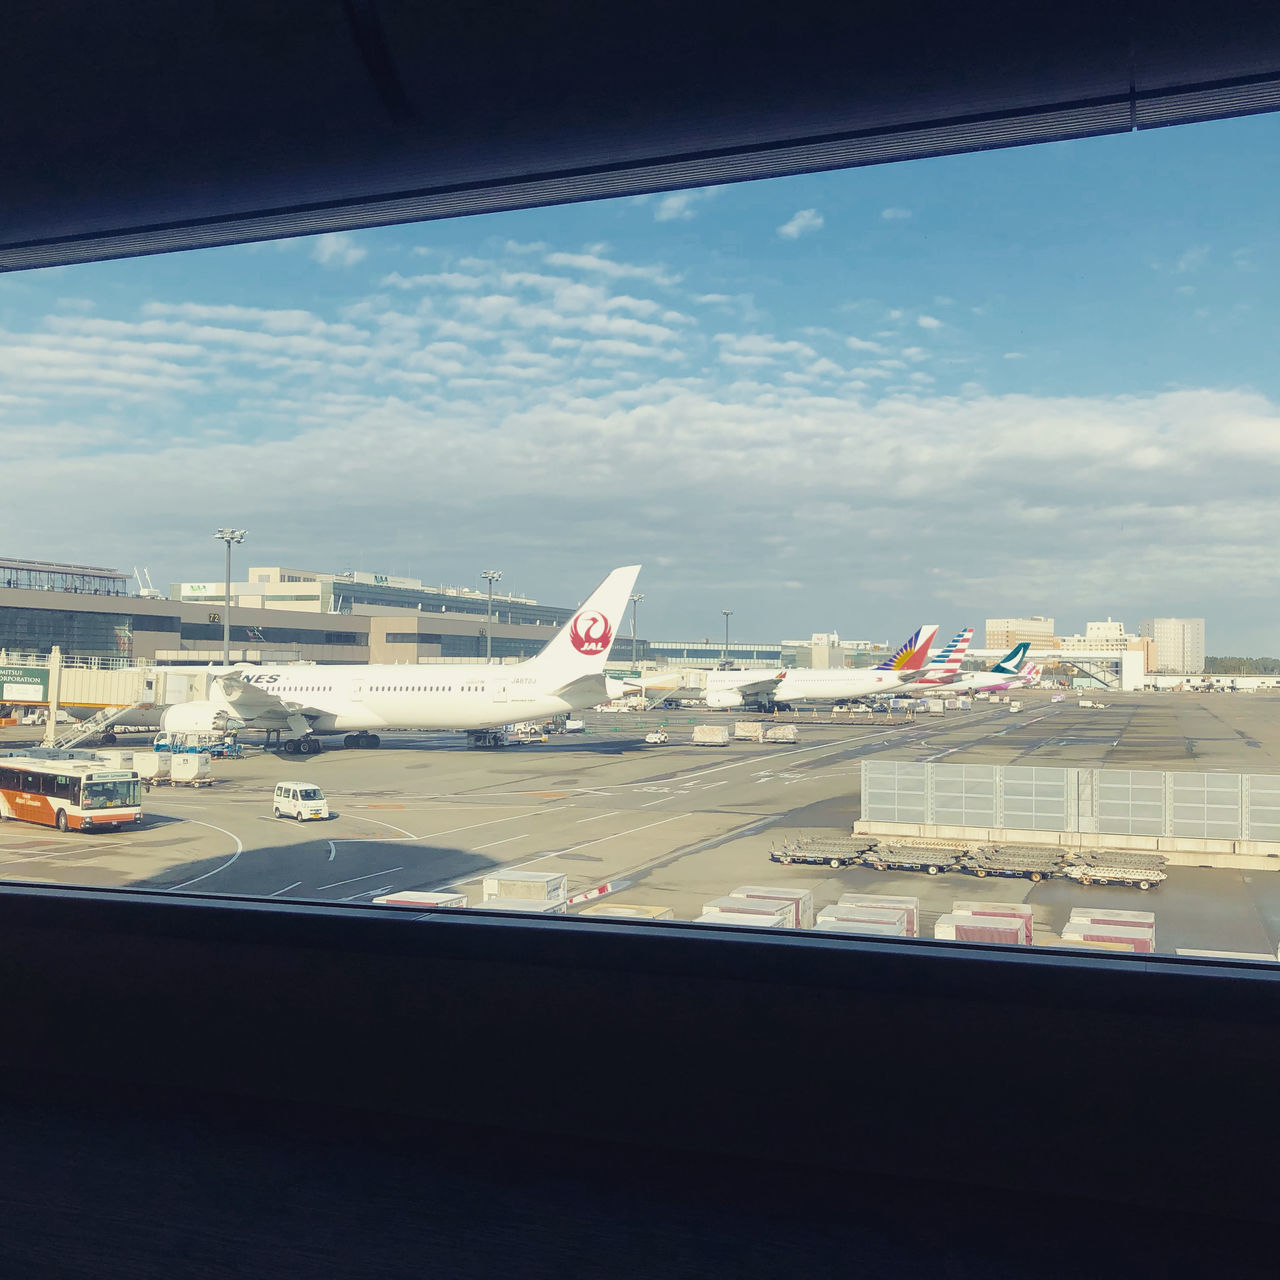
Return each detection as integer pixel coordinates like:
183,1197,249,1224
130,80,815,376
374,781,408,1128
214,529,246,667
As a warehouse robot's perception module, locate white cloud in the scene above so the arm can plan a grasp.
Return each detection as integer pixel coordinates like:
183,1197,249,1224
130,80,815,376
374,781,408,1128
916,315,942,330
1175,245,1210,274
881,208,912,220
1003,351,1026,360
777,209,824,239
544,251,680,286
653,190,716,222
310,233,367,268
846,336,884,353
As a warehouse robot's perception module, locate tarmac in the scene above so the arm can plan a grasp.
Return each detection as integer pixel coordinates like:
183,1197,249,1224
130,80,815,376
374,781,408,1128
5,689,1280,957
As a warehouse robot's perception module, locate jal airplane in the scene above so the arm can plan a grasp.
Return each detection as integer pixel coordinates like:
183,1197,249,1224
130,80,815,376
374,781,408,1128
160,565,641,753
703,625,939,710
942,642,1033,695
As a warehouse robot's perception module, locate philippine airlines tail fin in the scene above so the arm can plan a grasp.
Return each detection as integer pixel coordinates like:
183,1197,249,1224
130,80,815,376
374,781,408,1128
874,624,939,674
528,564,641,694
992,642,1030,674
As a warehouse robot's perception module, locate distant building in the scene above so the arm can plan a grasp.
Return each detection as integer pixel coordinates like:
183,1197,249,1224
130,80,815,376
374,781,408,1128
985,616,1055,649
1140,618,1206,675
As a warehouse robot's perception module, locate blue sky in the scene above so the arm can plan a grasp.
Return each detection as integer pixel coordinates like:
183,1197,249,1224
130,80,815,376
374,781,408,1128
3,112,1280,651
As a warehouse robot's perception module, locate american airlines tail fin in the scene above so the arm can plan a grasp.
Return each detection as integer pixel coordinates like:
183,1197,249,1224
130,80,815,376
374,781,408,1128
926,627,974,674
874,624,939,673
992,642,1030,674
527,564,642,694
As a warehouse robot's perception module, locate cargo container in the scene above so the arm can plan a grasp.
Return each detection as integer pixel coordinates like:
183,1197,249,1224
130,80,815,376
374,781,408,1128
477,897,569,914
764,725,799,744
889,699,912,712
1008,701,1022,712
578,903,676,920
372,891,467,909
93,748,135,771
925,699,945,715
951,901,1034,945
702,896,794,927
934,913,1026,945
170,752,212,787
1068,907,1156,928
957,698,972,710
838,893,919,938
482,871,568,903
1062,922,1155,953
729,885,814,930
692,725,731,747
816,904,908,935
1175,949,1278,962
943,698,961,711
813,918,908,936
734,721,766,742
692,911,787,928
134,752,170,783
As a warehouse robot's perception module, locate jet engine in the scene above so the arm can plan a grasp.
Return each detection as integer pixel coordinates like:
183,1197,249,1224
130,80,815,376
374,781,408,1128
160,701,244,734
704,689,744,710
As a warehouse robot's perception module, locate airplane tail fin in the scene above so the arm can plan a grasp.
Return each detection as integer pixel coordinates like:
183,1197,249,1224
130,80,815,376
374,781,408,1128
875,624,940,673
926,627,974,674
526,565,641,691
992,642,1030,674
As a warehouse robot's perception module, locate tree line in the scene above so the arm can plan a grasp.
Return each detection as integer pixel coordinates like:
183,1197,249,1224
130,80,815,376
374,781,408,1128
1204,656,1280,675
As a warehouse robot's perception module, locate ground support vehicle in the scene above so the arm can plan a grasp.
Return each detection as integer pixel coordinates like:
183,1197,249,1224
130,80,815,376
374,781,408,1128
1070,849,1168,873
1061,862,1167,891
644,729,669,745
770,836,875,869
860,844,964,876
958,845,1062,882
466,729,509,749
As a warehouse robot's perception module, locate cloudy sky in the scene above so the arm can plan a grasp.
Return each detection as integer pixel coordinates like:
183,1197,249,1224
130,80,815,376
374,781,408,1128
4,112,1280,652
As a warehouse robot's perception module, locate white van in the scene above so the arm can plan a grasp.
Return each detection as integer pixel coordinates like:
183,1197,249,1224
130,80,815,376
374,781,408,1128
273,781,330,821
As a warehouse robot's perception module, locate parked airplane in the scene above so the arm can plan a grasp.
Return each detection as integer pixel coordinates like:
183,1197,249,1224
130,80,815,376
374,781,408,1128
159,565,642,752
891,627,974,696
942,642,1032,695
703,625,940,710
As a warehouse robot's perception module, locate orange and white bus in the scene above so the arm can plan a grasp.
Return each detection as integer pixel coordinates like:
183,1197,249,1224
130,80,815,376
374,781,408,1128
0,756,142,832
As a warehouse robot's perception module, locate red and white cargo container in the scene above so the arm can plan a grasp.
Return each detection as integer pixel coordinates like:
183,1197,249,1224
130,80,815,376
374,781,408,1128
702,896,794,927
815,904,908,935
951,901,1034,946
578,903,676,920
692,911,787,928
371,890,467,909
729,885,815,930
838,893,919,938
481,871,568,904
478,897,569,915
1061,921,1155,953
814,918,910,937
934,913,1027,945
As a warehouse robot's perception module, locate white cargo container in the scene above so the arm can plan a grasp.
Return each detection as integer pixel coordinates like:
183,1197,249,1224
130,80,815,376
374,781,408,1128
729,885,814,930
889,698,911,711
764,725,799,744
482,871,568,903
372,891,467,909
925,699,945,715
1008,700,1022,712
478,897,569,914
1061,922,1155,953
952,901,1034,945
957,698,972,710
692,911,787,928
1068,907,1155,927
734,721,766,742
134,753,170,782
816,904,908,935
943,698,961,711
934,913,1026,945
702,896,794,927
170,752,212,786
838,893,919,938
93,748,135,770
578,903,676,920
813,918,909,936
692,725,731,747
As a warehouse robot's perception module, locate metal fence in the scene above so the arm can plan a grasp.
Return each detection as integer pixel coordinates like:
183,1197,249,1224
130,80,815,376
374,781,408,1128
861,760,1280,841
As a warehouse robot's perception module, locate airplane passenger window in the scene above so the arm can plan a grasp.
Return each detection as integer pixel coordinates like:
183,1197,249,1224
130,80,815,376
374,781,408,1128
3,111,1280,966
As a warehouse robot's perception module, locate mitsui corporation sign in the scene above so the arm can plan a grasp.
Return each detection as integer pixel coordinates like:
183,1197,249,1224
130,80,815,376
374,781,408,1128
0,665,49,703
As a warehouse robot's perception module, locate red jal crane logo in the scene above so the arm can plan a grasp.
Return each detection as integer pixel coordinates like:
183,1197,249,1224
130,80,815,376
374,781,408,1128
569,610,613,655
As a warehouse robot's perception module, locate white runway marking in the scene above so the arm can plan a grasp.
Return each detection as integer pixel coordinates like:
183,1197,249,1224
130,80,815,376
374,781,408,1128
269,881,303,897
474,834,529,850
575,810,622,823
165,820,245,891
317,866,404,891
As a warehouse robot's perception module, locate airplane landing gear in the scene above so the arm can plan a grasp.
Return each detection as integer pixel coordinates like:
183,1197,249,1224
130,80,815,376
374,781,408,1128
282,736,322,755
344,733,381,749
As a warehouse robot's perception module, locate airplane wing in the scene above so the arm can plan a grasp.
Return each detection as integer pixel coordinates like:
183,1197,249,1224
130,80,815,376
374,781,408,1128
717,672,785,699
214,671,319,730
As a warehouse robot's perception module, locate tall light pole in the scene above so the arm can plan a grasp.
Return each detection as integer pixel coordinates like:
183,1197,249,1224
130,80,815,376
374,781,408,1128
629,593,644,665
722,609,733,664
214,529,246,668
482,569,502,663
